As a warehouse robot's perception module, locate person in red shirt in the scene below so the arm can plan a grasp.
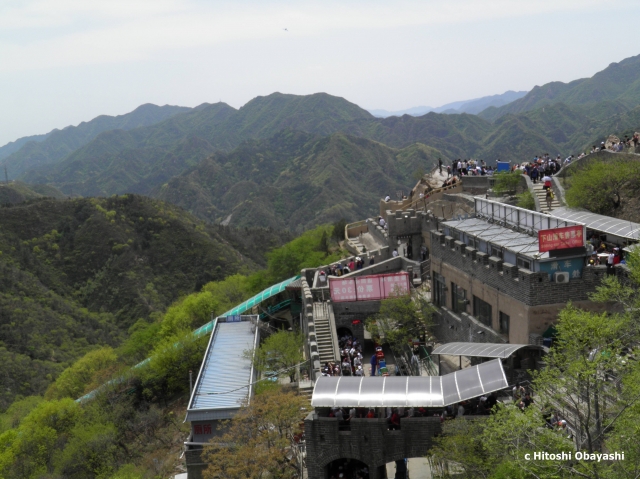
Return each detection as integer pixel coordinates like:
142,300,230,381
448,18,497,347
366,409,375,419
389,410,401,430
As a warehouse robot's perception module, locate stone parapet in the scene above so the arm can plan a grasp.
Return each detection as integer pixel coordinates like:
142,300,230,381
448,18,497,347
305,414,455,479
430,230,614,307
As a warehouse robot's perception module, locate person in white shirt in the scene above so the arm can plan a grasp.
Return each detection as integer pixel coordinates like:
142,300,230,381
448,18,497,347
392,249,398,257
379,217,386,227
384,195,391,202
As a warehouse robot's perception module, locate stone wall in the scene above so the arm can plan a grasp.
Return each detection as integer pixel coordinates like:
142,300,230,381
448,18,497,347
557,150,640,178
332,300,380,346
300,270,321,380
433,307,506,344
305,414,452,479
460,175,490,195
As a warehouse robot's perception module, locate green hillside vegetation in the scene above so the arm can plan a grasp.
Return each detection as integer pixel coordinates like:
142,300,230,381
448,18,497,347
0,132,50,161
1,104,191,179
154,130,446,230
0,224,344,478
0,195,300,408
0,181,64,205
563,157,640,218
20,93,376,197
480,53,640,121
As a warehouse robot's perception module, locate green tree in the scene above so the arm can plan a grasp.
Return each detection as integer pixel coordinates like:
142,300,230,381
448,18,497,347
492,170,523,194
248,330,305,383
565,159,640,215
203,387,309,479
331,218,347,241
202,274,254,313
430,287,640,478
54,422,119,479
516,190,536,210
365,290,434,356
265,225,341,282
45,347,119,400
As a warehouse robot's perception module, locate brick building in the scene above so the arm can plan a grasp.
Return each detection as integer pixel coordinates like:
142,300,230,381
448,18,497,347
429,199,614,345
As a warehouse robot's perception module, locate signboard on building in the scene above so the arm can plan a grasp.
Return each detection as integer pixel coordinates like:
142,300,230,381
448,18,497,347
355,276,382,301
330,278,357,302
538,226,584,253
330,272,410,303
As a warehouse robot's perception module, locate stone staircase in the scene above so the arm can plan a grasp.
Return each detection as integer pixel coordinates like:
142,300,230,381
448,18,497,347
313,302,338,364
532,182,561,213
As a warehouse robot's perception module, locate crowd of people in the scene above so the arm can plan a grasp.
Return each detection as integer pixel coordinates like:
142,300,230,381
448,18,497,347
321,333,365,376
325,393,501,433
325,257,371,278
447,158,494,178
586,234,626,272
595,133,639,153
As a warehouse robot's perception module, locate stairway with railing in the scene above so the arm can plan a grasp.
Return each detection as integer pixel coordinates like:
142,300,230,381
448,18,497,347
313,302,340,365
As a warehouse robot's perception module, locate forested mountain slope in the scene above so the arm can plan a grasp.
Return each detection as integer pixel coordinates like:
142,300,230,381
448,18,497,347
480,54,640,121
21,93,375,196
1,103,191,178
153,130,445,230
0,181,64,204
0,195,280,408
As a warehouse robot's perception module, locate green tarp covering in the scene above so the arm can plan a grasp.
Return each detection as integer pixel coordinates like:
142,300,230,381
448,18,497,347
192,275,301,339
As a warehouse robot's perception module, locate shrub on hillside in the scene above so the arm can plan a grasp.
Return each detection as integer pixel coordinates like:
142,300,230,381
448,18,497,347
492,170,523,194
565,159,640,215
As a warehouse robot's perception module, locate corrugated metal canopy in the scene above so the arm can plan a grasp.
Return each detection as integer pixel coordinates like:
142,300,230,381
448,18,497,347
443,218,547,259
311,359,508,408
431,342,531,358
552,207,640,240
186,319,259,422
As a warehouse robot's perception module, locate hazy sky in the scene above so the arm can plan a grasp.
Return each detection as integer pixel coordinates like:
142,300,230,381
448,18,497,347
1,0,640,146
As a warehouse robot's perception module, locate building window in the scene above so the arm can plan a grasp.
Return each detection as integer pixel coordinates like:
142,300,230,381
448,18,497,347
451,282,467,313
517,257,531,271
473,296,492,327
490,245,503,259
433,272,447,307
500,312,510,335
467,237,477,249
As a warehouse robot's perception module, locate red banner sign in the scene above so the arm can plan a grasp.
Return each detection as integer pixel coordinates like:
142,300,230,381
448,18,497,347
329,278,357,302
355,276,382,300
538,225,584,253
330,272,410,303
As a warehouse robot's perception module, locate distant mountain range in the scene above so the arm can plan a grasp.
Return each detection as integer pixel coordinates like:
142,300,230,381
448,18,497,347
2,53,640,231
369,90,528,117
0,103,190,177
479,54,640,121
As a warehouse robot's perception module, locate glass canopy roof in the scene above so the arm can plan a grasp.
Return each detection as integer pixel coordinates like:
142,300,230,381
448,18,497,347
311,359,508,408
431,342,532,358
